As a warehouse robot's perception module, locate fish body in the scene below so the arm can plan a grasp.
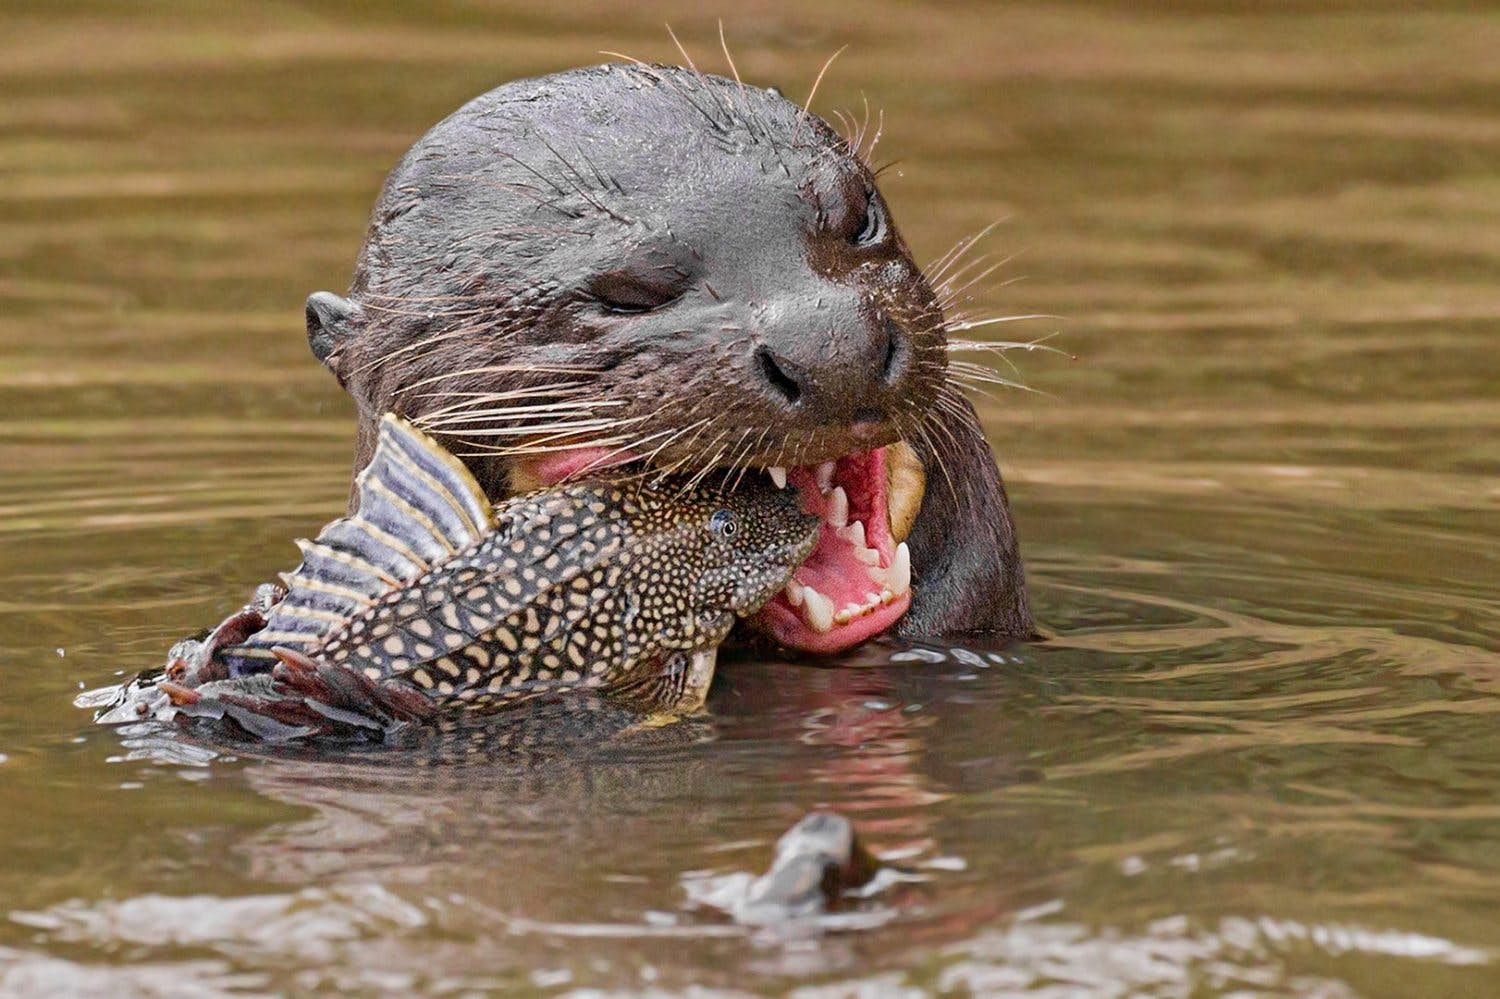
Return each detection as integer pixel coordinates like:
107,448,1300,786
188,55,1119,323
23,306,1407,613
159,414,817,739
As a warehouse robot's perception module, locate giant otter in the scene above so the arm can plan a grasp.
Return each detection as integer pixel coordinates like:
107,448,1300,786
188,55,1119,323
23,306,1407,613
303,63,1034,653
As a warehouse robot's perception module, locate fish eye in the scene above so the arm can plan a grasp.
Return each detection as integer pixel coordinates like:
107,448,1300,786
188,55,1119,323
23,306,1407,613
708,508,739,539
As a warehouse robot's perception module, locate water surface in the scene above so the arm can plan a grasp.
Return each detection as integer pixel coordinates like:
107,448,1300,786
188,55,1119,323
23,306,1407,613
2,2,1498,995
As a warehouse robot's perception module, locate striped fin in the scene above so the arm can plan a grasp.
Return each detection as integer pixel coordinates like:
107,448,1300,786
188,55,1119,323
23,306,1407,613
221,415,495,675
605,647,717,713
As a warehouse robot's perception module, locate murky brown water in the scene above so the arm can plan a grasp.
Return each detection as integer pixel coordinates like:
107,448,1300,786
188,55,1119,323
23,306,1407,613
3,2,1499,995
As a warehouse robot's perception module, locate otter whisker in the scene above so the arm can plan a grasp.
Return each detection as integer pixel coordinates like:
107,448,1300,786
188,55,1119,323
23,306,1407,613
418,417,647,440
572,418,714,483
946,341,1040,378
414,390,618,413
414,404,629,432
925,220,1004,286
945,335,1071,379
395,363,602,396
450,437,635,459
446,419,642,456
348,323,531,378
650,418,718,486
718,20,745,92
412,383,594,411
933,390,999,456
680,429,733,497
938,274,1029,318
860,105,884,164
418,396,610,417
600,53,733,138
945,316,1061,333
948,360,1042,395
432,170,586,219
803,45,848,117
934,253,1017,306
531,134,633,224
721,427,762,495
479,154,567,198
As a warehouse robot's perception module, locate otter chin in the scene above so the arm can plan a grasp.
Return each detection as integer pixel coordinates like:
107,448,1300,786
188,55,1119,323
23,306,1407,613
306,63,1036,654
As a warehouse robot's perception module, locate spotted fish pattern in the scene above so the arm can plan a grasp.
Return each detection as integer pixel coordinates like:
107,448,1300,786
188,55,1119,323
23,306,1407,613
196,414,817,732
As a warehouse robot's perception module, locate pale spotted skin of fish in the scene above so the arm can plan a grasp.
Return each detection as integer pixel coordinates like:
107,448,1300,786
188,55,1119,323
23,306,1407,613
197,414,820,731
320,484,809,710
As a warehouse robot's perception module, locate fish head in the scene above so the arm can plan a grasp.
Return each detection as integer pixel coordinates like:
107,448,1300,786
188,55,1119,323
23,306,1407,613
626,474,819,645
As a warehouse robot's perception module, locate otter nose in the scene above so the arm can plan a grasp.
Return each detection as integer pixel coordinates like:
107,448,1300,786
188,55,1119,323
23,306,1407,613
751,320,906,422
754,346,808,406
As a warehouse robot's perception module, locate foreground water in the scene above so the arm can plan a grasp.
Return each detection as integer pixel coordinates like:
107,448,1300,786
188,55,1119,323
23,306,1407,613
3,2,1498,995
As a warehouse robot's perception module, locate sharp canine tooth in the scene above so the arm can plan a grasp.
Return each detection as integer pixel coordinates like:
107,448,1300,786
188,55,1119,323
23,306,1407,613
886,441,926,543
785,579,804,607
816,462,835,493
769,466,787,489
890,542,911,595
802,587,834,632
827,486,848,528
837,521,867,548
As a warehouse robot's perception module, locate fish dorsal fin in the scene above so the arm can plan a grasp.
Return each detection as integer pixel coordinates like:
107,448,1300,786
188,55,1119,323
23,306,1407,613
220,415,494,674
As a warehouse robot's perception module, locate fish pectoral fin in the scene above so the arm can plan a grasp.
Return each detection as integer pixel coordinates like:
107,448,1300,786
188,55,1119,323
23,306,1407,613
221,414,495,674
604,646,718,715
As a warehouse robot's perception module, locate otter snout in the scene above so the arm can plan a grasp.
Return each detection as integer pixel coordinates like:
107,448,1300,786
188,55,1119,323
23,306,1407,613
749,290,915,428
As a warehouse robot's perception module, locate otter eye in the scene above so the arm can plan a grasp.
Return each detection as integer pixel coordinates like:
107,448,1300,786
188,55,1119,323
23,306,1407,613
852,191,887,246
590,272,680,315
708,509,739,539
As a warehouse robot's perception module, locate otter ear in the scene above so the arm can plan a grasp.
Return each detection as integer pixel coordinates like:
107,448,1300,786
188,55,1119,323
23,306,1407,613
305,291,361,372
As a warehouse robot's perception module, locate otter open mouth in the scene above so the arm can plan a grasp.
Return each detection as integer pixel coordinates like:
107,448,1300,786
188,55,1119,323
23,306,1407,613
753,448,916,654
518,442,925,655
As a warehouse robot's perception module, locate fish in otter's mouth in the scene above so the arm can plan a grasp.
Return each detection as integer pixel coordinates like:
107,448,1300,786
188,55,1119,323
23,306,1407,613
516,441,924,654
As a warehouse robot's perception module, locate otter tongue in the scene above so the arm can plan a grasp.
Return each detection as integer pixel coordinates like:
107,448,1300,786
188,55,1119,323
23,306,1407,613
751,448,913,654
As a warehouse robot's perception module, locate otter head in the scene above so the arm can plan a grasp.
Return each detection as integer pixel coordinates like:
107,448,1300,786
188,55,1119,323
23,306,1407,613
309,64,954,654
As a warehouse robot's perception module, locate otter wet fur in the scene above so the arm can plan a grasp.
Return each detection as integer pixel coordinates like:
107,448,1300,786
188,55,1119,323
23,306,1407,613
142,414,817,742
304,61,1035,653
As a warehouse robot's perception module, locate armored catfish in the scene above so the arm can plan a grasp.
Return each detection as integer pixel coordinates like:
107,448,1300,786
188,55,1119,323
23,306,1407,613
156,414,818,740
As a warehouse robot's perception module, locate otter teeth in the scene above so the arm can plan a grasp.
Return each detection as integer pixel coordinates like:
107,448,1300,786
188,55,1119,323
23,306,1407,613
890,541,911,595
837,519,881,565
768,466,788,490
834,589,902,625
837,520,867,548
816,461,836,494
801,586,835,633
826,486,848,528
785,539,912,633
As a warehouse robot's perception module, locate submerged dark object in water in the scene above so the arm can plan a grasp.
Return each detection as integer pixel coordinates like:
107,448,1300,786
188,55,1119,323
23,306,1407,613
107,414,817,742
739,811,881,922
688,811,882,926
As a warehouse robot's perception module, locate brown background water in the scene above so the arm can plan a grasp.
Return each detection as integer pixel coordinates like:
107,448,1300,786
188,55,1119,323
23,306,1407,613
2,2,1499,995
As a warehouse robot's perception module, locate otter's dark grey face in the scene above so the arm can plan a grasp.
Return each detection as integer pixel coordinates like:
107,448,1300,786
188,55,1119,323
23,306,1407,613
317,64,944,477
307,64,1034,654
